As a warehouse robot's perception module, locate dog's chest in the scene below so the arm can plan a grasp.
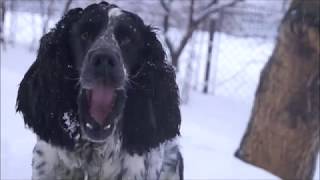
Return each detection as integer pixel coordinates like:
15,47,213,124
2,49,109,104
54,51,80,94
57,144,164,180
57,143,121,179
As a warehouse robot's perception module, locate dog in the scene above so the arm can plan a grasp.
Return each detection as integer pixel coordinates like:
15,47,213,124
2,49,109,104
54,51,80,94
16,2,183,179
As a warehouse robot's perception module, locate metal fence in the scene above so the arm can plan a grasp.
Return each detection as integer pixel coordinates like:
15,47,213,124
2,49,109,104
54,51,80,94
1,0,287,104
175,6,286,103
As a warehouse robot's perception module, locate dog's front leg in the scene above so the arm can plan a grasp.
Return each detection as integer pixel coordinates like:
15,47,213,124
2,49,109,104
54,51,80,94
31,140,60,180
159,142,184,180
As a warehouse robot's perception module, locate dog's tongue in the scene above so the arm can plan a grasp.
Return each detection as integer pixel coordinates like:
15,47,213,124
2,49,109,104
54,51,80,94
89,86,114,125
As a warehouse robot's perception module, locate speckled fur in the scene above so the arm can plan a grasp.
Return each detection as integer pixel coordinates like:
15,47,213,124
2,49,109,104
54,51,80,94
32,137,182,180
16,2,183,180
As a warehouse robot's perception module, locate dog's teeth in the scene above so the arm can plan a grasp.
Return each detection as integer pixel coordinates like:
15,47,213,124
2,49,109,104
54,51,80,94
86,123,93,129
104,124,111,130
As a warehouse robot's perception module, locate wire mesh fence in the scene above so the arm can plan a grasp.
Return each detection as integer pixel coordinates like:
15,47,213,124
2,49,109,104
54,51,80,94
171,5,286,103
1,0,288,104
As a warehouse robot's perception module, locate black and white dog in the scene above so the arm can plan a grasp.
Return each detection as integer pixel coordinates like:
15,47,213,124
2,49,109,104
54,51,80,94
16,2,183,179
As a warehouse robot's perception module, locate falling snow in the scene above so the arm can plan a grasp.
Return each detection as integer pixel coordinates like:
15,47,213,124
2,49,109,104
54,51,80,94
1,12,319,179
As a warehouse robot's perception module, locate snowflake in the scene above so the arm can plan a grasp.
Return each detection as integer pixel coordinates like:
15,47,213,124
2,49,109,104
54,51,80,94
62,112,80,139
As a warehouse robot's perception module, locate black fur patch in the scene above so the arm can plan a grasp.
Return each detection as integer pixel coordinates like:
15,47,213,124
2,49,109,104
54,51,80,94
34,149,43,156
35,161,46,170
17,0,180,156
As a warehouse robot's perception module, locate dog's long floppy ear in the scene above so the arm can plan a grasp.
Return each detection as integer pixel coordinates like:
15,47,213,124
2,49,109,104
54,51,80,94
122,26,181,154
16,8,83,149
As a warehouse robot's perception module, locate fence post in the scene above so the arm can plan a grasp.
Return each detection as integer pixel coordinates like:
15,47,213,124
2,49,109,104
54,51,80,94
203,18,216,93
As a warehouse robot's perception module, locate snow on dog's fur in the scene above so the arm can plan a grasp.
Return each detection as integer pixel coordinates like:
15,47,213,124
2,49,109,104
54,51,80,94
16,2,183,179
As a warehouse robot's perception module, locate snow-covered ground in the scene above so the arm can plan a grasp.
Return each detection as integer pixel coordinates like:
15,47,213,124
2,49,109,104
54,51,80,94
1,46,37,179
1,10,319,179
2,45,319,179
0,45,272,179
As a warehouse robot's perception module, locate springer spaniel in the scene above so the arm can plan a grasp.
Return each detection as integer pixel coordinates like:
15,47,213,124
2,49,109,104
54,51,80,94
16,2,183,179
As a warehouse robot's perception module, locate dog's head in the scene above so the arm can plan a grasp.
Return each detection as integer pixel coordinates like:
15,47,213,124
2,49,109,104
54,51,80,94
70,3,149,142
17,2,180,153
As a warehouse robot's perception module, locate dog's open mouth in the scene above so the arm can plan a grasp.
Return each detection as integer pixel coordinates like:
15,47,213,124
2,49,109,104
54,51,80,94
79,85,125,142
87,86,115,126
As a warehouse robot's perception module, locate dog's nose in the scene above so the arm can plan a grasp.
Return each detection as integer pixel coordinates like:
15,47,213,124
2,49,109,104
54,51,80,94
90,51,118,75
86,49,124,87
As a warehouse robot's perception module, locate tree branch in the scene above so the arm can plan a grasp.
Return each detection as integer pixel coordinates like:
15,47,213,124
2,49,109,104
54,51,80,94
163,11,170,33
160,0,174,33
160,0,242,69
194,0,242,26
161,0,175,56
42,0,55,35
160,0,173,13
198,0,219,12
62,0,73,16
164,35,175,59
188,0,195,26
175,26,196,61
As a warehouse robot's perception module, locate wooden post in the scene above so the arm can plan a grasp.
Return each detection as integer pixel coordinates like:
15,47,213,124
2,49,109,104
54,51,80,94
203,19,215,93
235,0,320,179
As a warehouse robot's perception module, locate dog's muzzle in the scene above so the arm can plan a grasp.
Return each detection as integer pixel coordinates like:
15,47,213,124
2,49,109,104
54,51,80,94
78,29,126,142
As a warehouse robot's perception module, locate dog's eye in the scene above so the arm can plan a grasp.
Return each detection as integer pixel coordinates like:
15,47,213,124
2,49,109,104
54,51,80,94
81,32,89,40
118,35,131,46
115,25,134,46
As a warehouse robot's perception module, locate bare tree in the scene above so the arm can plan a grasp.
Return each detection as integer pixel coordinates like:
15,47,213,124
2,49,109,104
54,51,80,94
160,0,242,71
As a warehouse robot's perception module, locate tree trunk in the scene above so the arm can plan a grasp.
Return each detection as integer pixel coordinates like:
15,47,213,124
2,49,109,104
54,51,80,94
235,0,320,179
